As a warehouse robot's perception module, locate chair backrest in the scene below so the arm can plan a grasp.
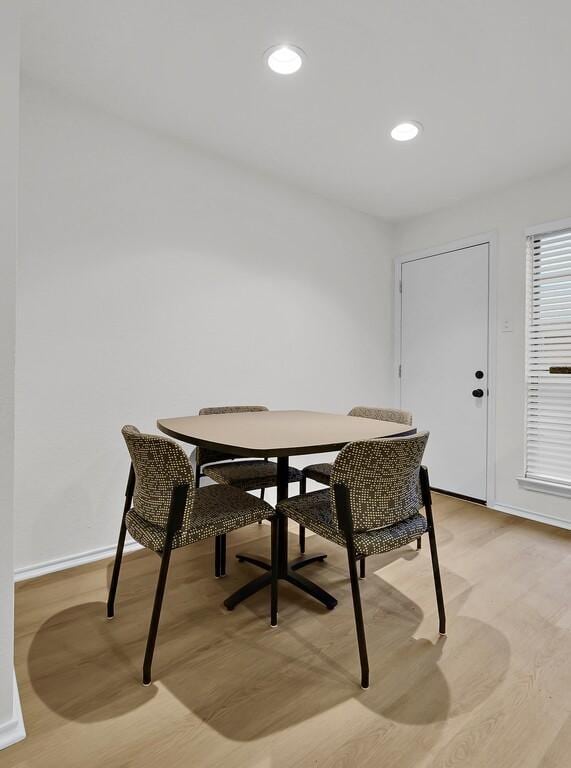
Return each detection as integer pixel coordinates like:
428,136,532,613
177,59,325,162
122,425,194,528
196,405,269,466
330,431,429,532
348,406,413,426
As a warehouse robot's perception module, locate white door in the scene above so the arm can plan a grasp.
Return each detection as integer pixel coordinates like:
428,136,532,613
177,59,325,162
400,243,489,501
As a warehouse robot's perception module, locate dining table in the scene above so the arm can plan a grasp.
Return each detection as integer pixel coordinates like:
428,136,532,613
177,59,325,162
157,409,416,612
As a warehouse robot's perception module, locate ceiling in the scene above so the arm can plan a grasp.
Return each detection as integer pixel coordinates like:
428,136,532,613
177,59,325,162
21,0,571,220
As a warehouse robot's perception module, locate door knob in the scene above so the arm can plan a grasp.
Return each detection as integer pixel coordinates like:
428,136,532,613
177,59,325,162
472,388,484,398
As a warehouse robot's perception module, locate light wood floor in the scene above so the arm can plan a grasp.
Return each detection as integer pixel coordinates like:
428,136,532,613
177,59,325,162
5,494,571,768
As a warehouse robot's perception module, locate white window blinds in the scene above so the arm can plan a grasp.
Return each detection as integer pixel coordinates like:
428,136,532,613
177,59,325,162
525,228,571,485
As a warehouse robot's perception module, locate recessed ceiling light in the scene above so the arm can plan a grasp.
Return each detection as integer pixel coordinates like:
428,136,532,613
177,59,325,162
265,44,305,75
391,121,423,142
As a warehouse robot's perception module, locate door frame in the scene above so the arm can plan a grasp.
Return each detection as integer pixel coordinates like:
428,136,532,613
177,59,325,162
393,232,498,506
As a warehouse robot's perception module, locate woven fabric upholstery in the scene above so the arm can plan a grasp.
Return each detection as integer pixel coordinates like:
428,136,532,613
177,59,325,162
277,489,427,557
122,425,195,528
198,406,269,416
330,432,429,532
196,405,269,466
203,459,303,491
126,484,274,552
348,406,413,425
122,425,274,552
303,463,333,486
301,407,413,489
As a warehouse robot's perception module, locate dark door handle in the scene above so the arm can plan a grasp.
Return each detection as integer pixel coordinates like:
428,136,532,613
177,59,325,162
472,388,484,398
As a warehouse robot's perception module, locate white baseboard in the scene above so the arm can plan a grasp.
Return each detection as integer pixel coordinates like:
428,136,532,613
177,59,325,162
0,671,26,751
13,519,301,583
14,501,569,583
14,539,143,582
491,502,571,531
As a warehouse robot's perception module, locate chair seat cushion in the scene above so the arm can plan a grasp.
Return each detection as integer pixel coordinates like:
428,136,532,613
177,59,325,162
303,462,333,486
202,459,303,491
277,489,427,557
126,484,274,552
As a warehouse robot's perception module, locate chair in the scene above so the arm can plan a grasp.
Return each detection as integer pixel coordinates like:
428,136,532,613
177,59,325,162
300,406,415,576
195,405,305,569
107,425,277,685
276,432,446,689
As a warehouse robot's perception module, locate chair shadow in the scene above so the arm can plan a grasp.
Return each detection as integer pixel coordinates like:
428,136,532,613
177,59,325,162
27,599,158,721
27,531,510,742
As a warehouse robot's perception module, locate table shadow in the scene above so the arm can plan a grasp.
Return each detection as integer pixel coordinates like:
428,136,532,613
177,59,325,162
27,533,510,742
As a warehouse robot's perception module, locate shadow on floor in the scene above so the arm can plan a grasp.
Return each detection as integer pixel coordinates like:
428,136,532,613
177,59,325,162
26,530,510,742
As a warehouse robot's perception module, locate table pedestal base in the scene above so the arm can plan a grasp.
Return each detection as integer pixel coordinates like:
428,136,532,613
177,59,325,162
236,552,328,572
224,458,338,614
224,553,337,612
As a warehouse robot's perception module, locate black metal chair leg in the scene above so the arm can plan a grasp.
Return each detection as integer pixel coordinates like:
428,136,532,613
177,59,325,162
214,535,221,578
420,466,446,636
334,484,370,689
299,525,306,555
142,483,188,686
107,519,127,618
346,546,369,688
107,464,135,619
220,533,227,577
359,556,366,579
270,518,279,627
143,542,173,685
299,476,306,553
427,527,446,635
417,537,422,550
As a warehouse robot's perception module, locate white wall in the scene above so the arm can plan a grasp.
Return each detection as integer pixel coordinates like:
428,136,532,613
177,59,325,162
0,0,25,751
395,164,571,527
16,79,394,573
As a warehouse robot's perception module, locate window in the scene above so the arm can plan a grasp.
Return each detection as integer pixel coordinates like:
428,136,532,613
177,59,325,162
524,227,571,488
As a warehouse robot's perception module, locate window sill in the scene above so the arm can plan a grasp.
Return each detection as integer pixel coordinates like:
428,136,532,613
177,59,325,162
517,476,571,499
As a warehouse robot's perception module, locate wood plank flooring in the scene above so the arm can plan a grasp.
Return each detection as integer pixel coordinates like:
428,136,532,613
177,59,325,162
4,494,571,768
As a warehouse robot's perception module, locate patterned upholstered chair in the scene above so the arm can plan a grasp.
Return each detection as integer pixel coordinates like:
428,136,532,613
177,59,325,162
107,426,276,685
276,432,445,689
300,406,416,576
195,405,305,571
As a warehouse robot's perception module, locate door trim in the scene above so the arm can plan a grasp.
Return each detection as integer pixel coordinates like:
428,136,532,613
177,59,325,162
394,232,498,507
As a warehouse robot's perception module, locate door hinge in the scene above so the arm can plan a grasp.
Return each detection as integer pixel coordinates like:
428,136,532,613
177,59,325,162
398,364,402,378
399,279,402,294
